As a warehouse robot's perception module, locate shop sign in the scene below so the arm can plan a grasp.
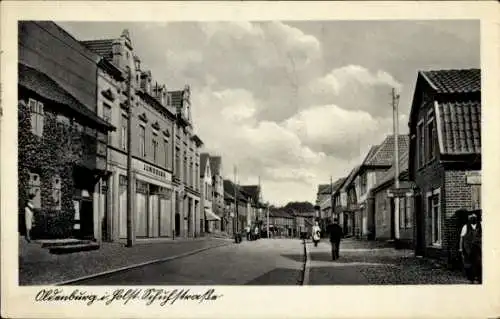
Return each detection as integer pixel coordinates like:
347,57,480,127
466,172,481,185
133,159,170,181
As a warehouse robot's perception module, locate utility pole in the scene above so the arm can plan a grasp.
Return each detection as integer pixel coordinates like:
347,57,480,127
233,165,238,235
126,66,135,247
392,87,401,242
392,88,401,189
330,176,334,220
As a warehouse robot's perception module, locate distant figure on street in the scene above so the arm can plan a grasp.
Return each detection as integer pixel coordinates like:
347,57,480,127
25,194,35,243
312,221,321,247
254,225,259,240
245,225,251,241
326,218,343,260
459,212,482,284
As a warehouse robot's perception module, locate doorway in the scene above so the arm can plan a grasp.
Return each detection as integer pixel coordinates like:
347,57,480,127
175,213,181,237
79,199,94,240
390,198,396,240
415,194,424,256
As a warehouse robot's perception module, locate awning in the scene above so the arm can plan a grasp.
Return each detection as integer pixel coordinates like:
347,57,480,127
204,207,221,221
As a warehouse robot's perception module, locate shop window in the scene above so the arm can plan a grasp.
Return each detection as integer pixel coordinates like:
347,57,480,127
28,172,41,209
28,98,44,137
52,175,62,210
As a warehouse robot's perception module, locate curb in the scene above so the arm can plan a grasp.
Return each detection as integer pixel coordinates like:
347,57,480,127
55,242,231,286
301,239,311,285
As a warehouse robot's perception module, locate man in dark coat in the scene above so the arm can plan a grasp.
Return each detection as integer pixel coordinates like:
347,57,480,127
459,212,482,284
326,218,343,260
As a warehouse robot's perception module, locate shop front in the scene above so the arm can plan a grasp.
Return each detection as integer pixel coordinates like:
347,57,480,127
114,158,174,240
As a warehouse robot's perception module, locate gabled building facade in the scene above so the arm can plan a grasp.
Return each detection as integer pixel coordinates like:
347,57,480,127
18,21,115,241
408,69,481,266
200,153,220,233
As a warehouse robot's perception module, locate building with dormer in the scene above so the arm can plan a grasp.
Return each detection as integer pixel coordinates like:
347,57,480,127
81,29,202,241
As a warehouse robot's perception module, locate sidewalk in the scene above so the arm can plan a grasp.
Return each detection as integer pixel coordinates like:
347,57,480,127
19,237,232,285
307,239,469,285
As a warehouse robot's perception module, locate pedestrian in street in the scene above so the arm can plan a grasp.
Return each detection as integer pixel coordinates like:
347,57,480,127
24,194,35,243
245,225,251,241
312,221,321,247
254,225,259,240
326,218,343,260
459,212,482,284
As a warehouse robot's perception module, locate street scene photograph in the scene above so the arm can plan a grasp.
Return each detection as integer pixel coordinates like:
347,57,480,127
17,19,481,286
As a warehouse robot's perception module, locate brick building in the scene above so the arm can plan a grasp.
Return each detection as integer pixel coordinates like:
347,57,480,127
18,21,114,240
408,69,481,265
371,148,416,247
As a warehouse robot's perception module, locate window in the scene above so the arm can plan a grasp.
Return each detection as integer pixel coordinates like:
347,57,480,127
399,197,412,229
417,120,425,168
139,124,146,157
427,189,441,246
360,174,367,195
120,114,128,150
102,103,112,123
28,98,44,137
52,175,62,210
426,113,436,161
164,138,169,168
28,172,41,209
175,147,181,179
152,132,158,164
195,164,199,190
183,153,187,184
471,185,481,210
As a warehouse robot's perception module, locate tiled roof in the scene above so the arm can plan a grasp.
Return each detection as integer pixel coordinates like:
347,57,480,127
241,185,260,203
436,100,481,155
362,145,380,164
18,63,114,132
421,69,480,94
223,180,249,202
209,156,222,176
200,153,210,177
317,178,345,195
364,134,409,167
374,149,410,189
341,165,361,191
81,40,114,61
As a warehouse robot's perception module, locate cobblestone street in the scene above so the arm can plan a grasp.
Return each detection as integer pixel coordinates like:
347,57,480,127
67,239,305,285
307,239,469,285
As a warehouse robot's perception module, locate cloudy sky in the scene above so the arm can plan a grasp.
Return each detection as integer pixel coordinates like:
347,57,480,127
59,20,479,206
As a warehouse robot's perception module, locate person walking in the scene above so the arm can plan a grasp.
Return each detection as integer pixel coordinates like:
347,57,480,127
24,194,35,243
326,218,343,260
245,225,251,241
312,220,321,247
459,212,482,284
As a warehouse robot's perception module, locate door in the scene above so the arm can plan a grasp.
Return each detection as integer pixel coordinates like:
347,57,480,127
415,194,424,256
79,199,94,240
119,179,127,239
159,198,171,237
175,213,181,237
149,194,159,237
390,198,396,240
136,193,147,237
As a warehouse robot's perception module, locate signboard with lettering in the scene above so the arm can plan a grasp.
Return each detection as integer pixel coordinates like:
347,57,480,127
132,158,171,182
387,188,414,198
466,172,481,185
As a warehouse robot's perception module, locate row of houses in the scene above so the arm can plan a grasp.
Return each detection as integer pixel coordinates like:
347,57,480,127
17,21,267,243
316,68,481,267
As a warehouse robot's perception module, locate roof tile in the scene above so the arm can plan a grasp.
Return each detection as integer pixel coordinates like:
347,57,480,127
421,69,480,94
437,100,481,155
364,134,409,167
